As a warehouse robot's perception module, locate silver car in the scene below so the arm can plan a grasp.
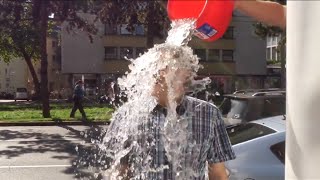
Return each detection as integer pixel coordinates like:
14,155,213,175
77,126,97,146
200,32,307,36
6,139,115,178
15,88,29,101
225,115,285,180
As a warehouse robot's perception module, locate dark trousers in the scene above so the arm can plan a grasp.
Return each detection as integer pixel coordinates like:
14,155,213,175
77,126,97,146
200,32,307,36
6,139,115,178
70,98,86,118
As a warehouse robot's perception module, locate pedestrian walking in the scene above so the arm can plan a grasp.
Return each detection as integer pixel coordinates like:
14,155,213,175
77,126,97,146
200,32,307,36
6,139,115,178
70,80,87,120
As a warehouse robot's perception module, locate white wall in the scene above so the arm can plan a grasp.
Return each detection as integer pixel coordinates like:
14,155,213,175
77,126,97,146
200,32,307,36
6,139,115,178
0,58,28,94
286,1,320,179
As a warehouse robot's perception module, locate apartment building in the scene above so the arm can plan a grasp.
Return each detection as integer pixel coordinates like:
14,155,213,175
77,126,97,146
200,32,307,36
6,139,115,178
27,33,70,99
62,12,266,95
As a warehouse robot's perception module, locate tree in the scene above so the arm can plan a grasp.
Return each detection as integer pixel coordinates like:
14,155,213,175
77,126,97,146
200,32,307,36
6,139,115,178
0,1,41,97
97,0,169,48
253,0,287,89
0,0,97,118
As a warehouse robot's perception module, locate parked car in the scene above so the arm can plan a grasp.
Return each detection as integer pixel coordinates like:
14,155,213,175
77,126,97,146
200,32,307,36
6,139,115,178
219,89,286,126
14,88,29,101
0,92,7,99
0,92,14,99
225,115,285,180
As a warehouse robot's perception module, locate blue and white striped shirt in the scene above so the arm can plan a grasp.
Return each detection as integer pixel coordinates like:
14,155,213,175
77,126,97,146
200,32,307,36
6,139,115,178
133,96,236,180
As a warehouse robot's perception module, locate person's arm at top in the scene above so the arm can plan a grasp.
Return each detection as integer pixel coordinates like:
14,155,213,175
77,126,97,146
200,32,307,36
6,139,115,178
234,0,286,29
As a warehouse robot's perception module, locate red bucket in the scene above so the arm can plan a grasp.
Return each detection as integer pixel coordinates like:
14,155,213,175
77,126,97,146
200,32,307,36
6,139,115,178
167,0,234,42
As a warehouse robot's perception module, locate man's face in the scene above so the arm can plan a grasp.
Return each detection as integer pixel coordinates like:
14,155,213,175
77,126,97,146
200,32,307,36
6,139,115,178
153,68,193,106
172,69,192,98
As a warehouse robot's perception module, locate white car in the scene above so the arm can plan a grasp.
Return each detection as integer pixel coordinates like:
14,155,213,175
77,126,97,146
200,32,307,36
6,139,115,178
225,115,285,180
15,88,29,101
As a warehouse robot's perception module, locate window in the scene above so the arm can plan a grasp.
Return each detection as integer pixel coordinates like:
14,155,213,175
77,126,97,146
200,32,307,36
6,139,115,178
272,36,278,46
105,47,117,60
262,98,286,118
5,69,7,75
105,24,117,35
120,24,133,35
227,123,276,145
136,47,147,57
135,25,145,36
267,36,273,47
266,48,271,60
52,55,56,62
222,50,234,61
222,27,234,39
272,47,277,60
270,141,285,164
220,99,248,119
208,49,220,61
120,47,134,59
194,49,206,61
52,41,57,48
17,88,27,92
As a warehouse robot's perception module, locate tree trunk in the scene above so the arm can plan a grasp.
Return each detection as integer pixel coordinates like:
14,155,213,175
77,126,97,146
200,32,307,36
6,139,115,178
146,2,155,48
39,1,50,118
23,55,40,97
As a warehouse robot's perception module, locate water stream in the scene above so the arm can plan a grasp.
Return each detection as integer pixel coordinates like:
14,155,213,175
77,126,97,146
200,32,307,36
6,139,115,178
97,19,211,180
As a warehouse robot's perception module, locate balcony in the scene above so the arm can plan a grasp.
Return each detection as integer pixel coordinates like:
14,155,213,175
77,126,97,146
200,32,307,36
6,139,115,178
104,35,165,47
104,60,131,74
198,61,236,75
189,38,235,50
104,60,235,76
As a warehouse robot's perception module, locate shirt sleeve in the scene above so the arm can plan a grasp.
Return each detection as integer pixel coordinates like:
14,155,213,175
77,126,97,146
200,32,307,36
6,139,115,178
207,109,236,164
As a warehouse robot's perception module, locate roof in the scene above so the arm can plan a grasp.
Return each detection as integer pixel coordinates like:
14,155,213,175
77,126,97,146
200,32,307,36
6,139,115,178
224,89,286,99
251,115,286,132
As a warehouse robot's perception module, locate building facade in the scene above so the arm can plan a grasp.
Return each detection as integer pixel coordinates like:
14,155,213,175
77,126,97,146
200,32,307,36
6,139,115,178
0,59,29,95
61,12,267,96
27,34,70,99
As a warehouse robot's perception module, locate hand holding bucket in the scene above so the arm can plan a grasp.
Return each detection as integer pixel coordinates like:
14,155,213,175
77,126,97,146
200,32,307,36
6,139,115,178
167,0,235,42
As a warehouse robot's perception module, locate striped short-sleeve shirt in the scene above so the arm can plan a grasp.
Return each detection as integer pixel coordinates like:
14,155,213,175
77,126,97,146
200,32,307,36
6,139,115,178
138,96,236,180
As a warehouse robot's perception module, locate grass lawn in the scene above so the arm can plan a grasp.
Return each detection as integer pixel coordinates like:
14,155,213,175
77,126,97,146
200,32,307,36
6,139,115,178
0,102,114,122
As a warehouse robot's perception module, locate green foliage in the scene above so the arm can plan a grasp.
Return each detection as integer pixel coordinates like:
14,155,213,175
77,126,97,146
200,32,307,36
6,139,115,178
0,1,41,62
0,0,99,64
0,103,113,122
97,0,170,39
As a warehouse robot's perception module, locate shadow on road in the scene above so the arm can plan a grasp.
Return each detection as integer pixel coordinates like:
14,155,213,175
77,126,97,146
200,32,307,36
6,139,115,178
0,125,108,180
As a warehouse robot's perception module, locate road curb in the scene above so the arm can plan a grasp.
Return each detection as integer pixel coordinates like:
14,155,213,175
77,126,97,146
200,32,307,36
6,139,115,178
0,121,110,126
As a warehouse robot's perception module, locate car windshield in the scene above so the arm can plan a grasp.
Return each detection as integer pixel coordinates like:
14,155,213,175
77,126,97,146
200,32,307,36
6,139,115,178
227,123,276,145
220,98,248,119
17,88,27,92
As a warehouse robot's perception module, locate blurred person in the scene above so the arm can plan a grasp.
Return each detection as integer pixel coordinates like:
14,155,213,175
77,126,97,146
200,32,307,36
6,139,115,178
70,80,87,120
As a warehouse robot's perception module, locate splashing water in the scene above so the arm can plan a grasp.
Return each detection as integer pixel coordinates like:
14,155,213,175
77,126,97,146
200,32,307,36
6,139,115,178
99,19,212,180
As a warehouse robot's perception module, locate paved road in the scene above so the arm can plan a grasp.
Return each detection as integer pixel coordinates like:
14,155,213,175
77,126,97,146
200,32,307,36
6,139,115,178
0,125,109,180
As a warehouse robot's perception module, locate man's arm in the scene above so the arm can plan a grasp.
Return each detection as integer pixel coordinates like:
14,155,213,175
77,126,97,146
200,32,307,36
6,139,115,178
208,162,228,180
234,0,286,29
207,109,235,179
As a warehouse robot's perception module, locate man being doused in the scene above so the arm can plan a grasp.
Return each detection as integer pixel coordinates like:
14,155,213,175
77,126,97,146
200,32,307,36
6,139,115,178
104,45,235,180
